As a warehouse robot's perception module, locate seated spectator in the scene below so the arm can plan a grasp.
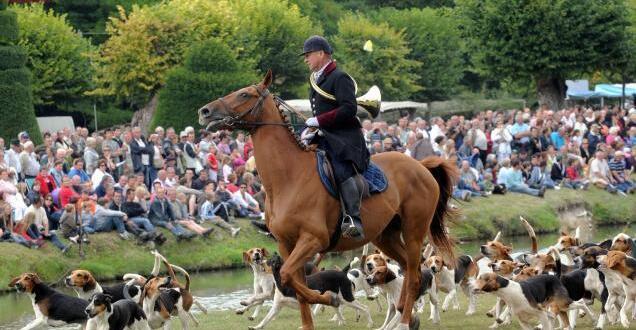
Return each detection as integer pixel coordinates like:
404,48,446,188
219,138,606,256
26,180,42,204
147,186,194,240
0,168,28,221
225,173,239,193
120,188,157,239
589,150,617,193
608,151,634,195
0,202,31,247
192,169,212,191
565,158,589,190
42,194,61,230
214,181,237,221
505,159,545,197
200,192,241,237
49,160,65,188
133,186,151,212
93,197,131,240
59,203,84,244
20,204,70,253
167,188,213,237
91,160,112,190
232,183,264,218
457,160,486,197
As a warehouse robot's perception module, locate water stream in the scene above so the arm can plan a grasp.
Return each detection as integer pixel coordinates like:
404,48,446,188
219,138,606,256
1,224,633,329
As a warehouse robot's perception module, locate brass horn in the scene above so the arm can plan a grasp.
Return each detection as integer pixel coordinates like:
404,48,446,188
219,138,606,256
356,85,381,119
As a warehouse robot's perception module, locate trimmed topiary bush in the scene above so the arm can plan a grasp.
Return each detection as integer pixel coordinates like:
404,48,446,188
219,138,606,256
0,4,41,144
151,38,258,132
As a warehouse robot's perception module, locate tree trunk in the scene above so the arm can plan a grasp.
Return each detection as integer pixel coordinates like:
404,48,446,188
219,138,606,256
536,77,566,111
131,94,159,135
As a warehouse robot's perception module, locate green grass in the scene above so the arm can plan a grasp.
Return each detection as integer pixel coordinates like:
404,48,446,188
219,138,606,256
452,185,636,241
0,219,277,289
175,293,625,330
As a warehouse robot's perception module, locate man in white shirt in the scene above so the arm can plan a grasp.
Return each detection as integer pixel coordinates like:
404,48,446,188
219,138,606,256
19,141,40,180
589,151,614,191
5,139,22,178
232,183,263,219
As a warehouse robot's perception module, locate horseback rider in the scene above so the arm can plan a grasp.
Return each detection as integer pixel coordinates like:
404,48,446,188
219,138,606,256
300,35,370,241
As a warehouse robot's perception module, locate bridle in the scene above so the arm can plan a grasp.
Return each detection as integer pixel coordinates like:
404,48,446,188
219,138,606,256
213,84,305,129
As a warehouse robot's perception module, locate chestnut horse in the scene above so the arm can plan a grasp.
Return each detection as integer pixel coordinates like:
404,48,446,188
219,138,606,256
198,70,457,330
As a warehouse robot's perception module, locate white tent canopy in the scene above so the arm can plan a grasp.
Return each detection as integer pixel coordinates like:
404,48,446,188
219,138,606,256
284,99,427,113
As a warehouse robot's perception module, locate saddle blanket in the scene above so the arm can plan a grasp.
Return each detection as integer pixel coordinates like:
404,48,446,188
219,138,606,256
316,151,388,198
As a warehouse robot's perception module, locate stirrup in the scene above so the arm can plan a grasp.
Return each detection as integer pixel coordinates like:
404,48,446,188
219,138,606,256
341,215,364,240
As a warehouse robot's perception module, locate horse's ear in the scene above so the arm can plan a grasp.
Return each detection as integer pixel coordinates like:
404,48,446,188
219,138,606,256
261,70,273,89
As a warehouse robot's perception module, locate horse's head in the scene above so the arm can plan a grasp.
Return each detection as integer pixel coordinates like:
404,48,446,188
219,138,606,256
198,70,274,131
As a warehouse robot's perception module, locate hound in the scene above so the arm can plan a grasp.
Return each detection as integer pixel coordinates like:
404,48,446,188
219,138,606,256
599,250,636,328
66,269,142,302
424,252,478,316
236,247,275,321
9,272,88,330
85,293,150,330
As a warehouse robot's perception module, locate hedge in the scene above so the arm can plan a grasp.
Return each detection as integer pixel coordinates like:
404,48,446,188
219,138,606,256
0,67,30,86
0,45,27,70
0,10,18,45
0,84,41,144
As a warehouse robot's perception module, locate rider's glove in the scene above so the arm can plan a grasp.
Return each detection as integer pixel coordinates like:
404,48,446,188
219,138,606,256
305,117,319,127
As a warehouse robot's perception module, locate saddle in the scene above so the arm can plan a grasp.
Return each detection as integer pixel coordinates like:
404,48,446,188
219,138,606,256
316,150,388,199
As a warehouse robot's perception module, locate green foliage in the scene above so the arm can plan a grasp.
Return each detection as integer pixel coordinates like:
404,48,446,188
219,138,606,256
0,0,7,10
91,0,238,107
456,0,629,86
0,84,41,145
332,14,421,100
12,4,95,108
151,39,258,132
0,45,26,70
0,67,30,87
89,105,134,130
0,10,18,45
230,0,317,98
290,0,345,36
376,7,463,101
0,4,41,145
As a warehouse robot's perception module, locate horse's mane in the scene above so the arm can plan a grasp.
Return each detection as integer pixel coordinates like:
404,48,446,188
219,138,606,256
273,96,313,153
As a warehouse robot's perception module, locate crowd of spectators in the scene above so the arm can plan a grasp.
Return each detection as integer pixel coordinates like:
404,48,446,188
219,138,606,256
0,104,634,253
367,105,635,201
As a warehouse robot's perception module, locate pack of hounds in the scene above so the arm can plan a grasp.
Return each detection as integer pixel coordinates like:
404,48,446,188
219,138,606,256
8,218,636,330
236,217,636,330
8,250,207,330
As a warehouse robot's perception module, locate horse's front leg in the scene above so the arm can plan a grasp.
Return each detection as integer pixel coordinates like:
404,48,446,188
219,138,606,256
280,238,338,307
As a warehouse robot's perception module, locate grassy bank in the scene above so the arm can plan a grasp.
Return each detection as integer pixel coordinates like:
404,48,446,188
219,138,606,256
1,186,634,289
0,219,277,289
177,294,622,330
454,185,636,240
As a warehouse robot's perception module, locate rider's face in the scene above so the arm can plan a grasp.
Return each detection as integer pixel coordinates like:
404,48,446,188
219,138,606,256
304,51,326,72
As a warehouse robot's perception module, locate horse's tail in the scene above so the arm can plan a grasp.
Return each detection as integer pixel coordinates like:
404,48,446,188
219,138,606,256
420,156,459,262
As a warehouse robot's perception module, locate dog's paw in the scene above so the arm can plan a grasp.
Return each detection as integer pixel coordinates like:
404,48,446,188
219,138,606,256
240,300,249,306
247,316,255,321
486,311,495,318
236,309,245,315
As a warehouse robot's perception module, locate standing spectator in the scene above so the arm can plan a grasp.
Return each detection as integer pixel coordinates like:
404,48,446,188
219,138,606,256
408,132,434,160
491,119,513,162
182,132,199,175
19,141,40,182
5,139,22,177
83,137,99,176
0,168,28,221
67,159,90,183
586,124,602,155
130,127,154,188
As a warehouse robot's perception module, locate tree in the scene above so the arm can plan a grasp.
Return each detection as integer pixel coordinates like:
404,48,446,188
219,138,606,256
376,7,463,101
151,39,258,132
12,4,95,111
230,0,318,98
457,0,630,110
331,14,421,100
0,0,42,144
92,0,316,108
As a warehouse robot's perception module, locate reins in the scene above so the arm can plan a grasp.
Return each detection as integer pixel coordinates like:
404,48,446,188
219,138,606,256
213,85,312,151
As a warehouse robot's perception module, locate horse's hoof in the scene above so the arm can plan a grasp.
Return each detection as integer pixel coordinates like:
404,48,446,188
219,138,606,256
409,315,420,330
247,317,254,321
329,292,340,308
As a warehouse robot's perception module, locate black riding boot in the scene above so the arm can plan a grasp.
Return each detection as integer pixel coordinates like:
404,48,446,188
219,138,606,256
339,177,365,241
